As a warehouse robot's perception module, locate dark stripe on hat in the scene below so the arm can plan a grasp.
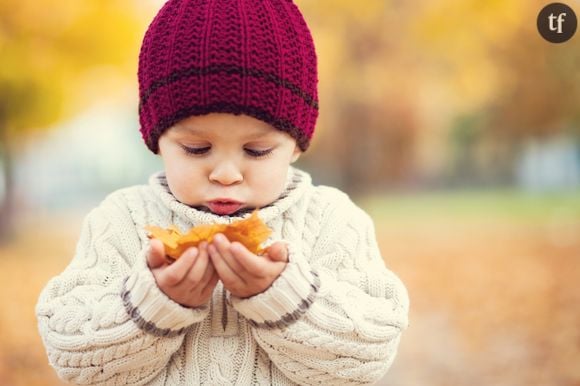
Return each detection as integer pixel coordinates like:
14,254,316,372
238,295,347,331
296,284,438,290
139,64,319,112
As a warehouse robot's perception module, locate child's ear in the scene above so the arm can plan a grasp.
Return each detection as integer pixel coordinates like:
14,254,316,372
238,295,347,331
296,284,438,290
290,145,302,163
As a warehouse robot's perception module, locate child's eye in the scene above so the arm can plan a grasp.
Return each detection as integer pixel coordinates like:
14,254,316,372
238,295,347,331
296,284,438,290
244,148,272,158
181,145,210,155
180,145,272,158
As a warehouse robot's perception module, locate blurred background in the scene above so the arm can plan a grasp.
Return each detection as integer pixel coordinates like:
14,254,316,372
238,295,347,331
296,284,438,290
1,0,579,385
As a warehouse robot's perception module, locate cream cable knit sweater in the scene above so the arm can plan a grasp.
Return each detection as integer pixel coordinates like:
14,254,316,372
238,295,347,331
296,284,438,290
36,166,409,385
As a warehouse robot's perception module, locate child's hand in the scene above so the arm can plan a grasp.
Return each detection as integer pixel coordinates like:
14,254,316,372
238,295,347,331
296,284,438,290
147,238,219,308
208,233,288,298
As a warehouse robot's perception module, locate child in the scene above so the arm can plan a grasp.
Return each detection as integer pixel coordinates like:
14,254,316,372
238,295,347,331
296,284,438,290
36,0,409,384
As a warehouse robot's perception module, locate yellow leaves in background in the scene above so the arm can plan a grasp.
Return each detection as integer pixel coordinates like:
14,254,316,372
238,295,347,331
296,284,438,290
145,209,272,261
0,0,149,133
409,0,527,111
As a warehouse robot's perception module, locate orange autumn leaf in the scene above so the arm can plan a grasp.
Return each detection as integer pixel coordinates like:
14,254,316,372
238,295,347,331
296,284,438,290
145,209,272,260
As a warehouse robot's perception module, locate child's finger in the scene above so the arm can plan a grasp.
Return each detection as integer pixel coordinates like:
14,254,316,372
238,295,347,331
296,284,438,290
212,234,247,282
230,242,267,276
265,242,289,263
159,247,198,286
147,239,167,269
186,242,210,286
200,273,219,299
198,255,217,289
208,244,244,287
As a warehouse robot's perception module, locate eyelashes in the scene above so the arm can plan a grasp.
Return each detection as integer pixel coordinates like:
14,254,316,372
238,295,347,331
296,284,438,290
180,145,273,159
244,148,273,158
181,146,209,155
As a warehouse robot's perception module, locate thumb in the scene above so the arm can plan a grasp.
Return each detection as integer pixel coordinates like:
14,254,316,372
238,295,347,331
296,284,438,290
147,239,167,269
266,241,289,263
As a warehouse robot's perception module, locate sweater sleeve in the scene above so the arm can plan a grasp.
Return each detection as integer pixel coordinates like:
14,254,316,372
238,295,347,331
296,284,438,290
35,192,210,385
229,194,410,385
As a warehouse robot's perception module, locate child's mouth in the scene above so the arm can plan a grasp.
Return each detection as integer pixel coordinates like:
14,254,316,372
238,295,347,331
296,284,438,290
207,200,243,215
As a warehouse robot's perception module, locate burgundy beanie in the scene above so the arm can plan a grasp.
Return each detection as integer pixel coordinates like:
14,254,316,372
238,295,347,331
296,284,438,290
138,0,319,154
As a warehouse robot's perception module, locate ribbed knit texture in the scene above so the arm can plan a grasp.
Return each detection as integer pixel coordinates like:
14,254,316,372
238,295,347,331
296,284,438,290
138,0,319,154
36,166,409,385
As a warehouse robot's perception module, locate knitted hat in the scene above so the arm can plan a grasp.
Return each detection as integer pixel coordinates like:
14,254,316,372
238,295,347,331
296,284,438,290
138,0,319,154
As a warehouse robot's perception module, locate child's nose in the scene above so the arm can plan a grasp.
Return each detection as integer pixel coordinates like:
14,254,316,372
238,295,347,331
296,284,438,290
209,162,243,186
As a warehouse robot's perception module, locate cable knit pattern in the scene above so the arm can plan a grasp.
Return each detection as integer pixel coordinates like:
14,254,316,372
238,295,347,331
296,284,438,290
36,166,409,385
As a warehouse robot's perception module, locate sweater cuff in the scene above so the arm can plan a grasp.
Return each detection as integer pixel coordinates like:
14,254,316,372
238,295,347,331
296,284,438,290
229,256,320,329
121,268,210,337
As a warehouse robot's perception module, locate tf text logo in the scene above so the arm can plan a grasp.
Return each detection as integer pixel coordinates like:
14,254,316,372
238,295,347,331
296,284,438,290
537,3,577,43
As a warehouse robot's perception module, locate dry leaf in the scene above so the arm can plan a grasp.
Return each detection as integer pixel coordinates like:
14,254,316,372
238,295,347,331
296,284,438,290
145,209,272,260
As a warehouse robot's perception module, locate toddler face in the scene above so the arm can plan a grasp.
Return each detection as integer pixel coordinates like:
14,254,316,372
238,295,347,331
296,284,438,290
158,113,301,215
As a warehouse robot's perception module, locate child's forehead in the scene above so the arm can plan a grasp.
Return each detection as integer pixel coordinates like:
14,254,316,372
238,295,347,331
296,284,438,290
170,113,280,140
